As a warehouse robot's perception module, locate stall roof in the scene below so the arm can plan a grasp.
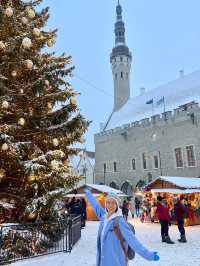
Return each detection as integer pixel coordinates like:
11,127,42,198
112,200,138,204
66,193,100,198
148,176,200,189
87,184,126,196
151,188,200,194
66,184,127,197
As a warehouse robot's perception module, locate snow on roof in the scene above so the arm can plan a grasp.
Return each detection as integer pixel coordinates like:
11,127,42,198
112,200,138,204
149,176,200,189
66,184,127,196
66,193,100,198
105,70,200,130
87,184,126,196
151,188,200,194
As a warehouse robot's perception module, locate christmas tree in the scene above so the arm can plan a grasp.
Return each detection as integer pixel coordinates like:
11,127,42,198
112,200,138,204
0,0,89,223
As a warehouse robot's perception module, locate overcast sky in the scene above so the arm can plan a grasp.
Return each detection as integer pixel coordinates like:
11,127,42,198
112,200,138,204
41,0,200,151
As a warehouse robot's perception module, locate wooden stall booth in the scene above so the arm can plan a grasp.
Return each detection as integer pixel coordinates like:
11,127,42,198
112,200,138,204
65,184,126,221
142,176,200,226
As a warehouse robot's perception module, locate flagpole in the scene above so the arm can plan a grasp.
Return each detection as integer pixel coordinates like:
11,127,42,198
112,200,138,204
163,97,166,121
152,101,154,118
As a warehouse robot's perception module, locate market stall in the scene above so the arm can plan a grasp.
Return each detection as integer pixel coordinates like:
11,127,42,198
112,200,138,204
65,184,126,221
141,176,200,226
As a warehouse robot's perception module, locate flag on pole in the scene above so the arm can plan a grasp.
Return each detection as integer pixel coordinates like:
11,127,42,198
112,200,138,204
156,96,165,106
146,98,153,105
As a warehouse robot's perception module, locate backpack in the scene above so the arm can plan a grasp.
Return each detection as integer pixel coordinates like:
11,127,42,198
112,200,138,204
113,216,135,260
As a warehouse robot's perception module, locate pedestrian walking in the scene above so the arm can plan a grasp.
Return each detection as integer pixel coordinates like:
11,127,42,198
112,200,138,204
85,189,160,266
156,196,174,244
122,200,129,221
135,197,140,217
174,196,187,243
81,198,87,228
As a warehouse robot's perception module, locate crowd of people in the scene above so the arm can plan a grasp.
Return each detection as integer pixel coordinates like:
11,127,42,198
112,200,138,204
140,194,200,224
137,194,200,244
61,192,200,246
63,197,87,227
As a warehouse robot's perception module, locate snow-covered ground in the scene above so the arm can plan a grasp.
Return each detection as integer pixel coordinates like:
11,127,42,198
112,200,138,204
13,219,200,266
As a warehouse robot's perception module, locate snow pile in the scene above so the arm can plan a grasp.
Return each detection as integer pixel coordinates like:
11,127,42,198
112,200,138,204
13,219,200,266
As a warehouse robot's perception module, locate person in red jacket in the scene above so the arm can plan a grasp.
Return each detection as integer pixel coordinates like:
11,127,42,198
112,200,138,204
156,196,174,244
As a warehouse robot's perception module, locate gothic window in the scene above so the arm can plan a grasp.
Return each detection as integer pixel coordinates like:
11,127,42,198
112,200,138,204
121,181,132,196
114,162,117,172
153,155,159,169
121,72,123,78
110,181,119,189
132,159,136,170
142,152,147,170
175,148,183,168
115,73,117,80
186,145,196,167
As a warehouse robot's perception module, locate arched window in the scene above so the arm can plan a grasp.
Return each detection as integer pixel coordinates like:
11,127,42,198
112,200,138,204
115,73,117,80
121,72,123,79
121,181,132,196
110,181,119,190
135,180,146,190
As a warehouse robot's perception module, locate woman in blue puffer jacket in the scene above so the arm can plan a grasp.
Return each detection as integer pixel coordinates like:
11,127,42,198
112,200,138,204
85,189,159,266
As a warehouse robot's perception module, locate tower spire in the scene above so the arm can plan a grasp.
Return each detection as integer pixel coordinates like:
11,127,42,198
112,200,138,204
110,2,132,111
115,1,125,45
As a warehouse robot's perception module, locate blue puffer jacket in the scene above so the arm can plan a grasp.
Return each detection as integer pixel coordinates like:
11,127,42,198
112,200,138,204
85,190,155,266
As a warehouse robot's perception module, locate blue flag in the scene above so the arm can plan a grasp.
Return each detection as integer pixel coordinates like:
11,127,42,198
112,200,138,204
157,96,165,106
146,99,153,105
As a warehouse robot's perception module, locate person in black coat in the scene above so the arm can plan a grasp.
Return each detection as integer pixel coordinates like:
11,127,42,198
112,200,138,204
81,198,87,227
174,196,187,243
71,199,82,217
122,200,129,221
135,197,141,217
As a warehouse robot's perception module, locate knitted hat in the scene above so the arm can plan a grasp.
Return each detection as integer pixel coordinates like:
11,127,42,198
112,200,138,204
106,193,121,208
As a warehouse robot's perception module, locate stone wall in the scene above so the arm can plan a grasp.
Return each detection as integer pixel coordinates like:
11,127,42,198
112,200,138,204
94,102,200,189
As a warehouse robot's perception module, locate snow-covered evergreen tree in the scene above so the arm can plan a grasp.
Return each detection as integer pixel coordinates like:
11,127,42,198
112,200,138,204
0,0,89,223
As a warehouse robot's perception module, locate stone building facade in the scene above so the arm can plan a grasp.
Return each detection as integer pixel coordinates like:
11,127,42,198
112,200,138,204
94,2,200,194
95,102,200,191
